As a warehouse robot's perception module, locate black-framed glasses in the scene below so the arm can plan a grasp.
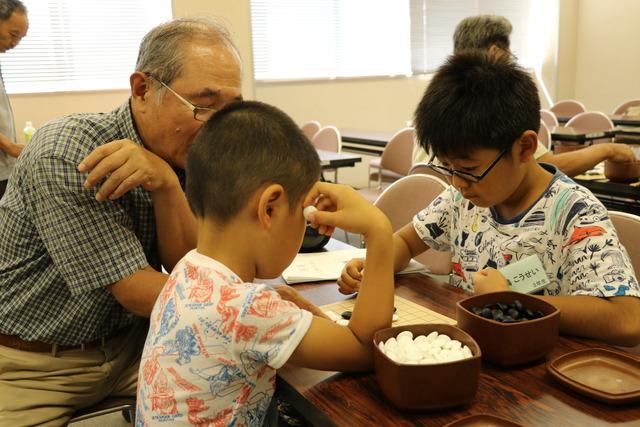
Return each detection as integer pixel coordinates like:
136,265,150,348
427,148,508,183
147,74,217,122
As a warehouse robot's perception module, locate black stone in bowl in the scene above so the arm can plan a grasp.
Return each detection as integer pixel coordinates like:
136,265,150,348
299,225,330,253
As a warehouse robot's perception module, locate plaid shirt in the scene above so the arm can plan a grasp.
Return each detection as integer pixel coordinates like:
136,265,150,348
0,101,161,345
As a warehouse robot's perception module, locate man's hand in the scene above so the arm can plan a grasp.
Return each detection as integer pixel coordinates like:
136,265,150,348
471,268,509,294
273,284,330,319
78,139,178,201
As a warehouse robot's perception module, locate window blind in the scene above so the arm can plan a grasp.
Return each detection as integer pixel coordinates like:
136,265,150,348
250,0,412,81
252,0,542,81
1,0,172,94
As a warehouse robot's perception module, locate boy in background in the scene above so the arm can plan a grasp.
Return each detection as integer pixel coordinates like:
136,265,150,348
136,101,394,426
341,51,640,347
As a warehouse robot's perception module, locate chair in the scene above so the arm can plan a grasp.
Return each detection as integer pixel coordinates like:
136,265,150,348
373,174,451,274
301,120,321,140
311,125,342,182
540,109,559,129
409,161,448,182
550,99,586,119
368,127,414,188
565,111,614,144
609,211,640,279
538,120,551,149
612,99,640,115
68,396,135,425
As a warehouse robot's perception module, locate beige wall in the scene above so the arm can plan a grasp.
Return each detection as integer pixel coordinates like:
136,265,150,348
6,0,636,143
572,0,640,113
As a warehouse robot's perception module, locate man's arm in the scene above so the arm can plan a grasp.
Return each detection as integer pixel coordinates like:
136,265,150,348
0,133,24,158
107,266,169,317
80,139,197,271
538,143,636,177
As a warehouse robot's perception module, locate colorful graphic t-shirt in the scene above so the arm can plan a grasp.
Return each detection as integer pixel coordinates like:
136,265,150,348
413,165,639,297
136,250,312,427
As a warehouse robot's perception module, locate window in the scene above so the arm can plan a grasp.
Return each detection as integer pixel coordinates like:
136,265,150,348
251,0,412,81
251,0,543,81
1,0,172,94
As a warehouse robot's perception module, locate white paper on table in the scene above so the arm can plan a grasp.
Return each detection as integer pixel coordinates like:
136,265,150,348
282,248,429,284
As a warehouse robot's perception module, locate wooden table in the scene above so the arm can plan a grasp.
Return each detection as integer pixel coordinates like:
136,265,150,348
277,275,640,427
318,149,362,169
550,125,615,143
340,128,395,155
558,115,640,127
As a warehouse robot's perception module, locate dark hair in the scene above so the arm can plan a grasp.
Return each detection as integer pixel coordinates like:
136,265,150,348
453,15,512,53
414,50,540,159
0,0,26,21
186,101,321,224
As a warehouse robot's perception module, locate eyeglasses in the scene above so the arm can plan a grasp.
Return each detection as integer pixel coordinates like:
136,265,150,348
147,74,217,122
427,148,508,183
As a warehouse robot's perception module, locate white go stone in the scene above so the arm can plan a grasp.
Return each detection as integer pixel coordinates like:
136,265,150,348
462,345,472,358
396,331,413,345
413,335,428,345
303,205,317,221
444,340,462,351
425,331,439,343
392,314,399,322
336,319,349,326
378,341,385,352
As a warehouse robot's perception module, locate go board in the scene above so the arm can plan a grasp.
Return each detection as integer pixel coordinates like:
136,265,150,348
321,295,456,326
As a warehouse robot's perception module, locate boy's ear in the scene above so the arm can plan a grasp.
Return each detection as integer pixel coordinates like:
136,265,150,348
257,184,286,229
516,130,538,162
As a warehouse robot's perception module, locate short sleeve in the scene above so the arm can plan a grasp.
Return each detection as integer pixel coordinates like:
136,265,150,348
560,202,640,298
413,186,454,252
30,156,149,296
230,286,313,370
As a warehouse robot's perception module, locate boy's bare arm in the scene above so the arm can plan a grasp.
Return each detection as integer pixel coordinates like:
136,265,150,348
288,182,395,371
538,295,640,346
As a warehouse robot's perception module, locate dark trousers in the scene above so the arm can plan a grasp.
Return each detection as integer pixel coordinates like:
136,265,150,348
0,179,7,200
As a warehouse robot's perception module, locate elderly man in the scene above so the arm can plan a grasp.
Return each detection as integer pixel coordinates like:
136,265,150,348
0,18,242,426
0,0,28,199
412,14,636,177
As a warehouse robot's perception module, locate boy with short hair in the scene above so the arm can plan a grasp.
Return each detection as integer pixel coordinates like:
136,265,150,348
340,51,640,346
136,101,394,425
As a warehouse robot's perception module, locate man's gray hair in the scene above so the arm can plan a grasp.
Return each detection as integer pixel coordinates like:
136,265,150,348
453,15,512,53
0,0,27,21
135,17,241,99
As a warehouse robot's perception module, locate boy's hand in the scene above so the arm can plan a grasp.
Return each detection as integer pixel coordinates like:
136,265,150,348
471,268,509,294
337,258,364,294
303,182,390,237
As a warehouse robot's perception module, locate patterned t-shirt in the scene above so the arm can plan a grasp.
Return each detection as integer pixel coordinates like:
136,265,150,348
413,165,640,297
136,250,313,427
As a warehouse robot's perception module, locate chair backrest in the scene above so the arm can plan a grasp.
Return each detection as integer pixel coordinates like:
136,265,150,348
540,109,559,129
566,111,614,144
609,211,640,279
311,125,341,152
301,120,321,140
379,127,415,176
612,99,640,115
374,174,451,274
409,162,448,182
550,99,586,118
538,120,551,149
69,396,135,425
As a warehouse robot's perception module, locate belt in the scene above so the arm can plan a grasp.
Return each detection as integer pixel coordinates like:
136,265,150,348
0,327,130,356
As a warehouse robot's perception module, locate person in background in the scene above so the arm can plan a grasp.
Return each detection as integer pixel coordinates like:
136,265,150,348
0,0,27,199
343,51,640,347
136,101,394,426
0,18,245,426
411,14,636,177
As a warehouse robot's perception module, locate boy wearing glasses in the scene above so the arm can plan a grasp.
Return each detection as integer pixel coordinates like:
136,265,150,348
341,51,640,347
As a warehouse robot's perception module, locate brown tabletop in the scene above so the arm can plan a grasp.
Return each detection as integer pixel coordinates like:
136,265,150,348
318,149,362,169
277,274,640,427
550,125,615,143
